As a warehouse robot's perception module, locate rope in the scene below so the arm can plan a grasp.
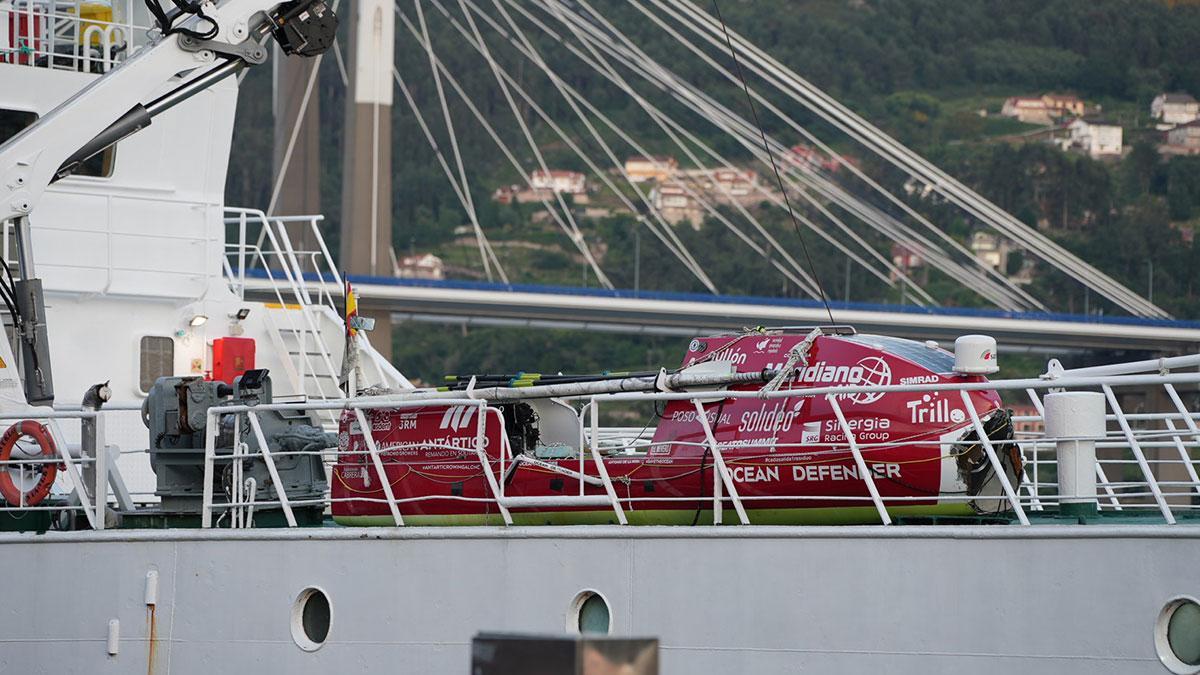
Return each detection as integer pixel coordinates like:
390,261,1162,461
759,327,821,396
707,0,833,323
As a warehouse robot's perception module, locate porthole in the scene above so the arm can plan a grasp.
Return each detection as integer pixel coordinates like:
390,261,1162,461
567,590,611,635
1156,597,1200,674
291,587,331,651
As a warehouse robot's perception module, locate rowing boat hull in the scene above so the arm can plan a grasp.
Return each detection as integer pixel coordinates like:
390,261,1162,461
332,333,1016,525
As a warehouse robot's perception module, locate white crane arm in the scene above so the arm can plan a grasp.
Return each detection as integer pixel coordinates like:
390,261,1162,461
0,0,337,222
0,0,336,406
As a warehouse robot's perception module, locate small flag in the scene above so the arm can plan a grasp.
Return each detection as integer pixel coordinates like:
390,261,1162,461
344,281,375,336
345,280,358,337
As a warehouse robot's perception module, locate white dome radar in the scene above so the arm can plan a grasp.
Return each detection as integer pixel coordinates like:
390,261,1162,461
953,335,998,375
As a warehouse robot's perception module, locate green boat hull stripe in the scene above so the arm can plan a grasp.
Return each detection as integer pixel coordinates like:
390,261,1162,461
334,504,976,527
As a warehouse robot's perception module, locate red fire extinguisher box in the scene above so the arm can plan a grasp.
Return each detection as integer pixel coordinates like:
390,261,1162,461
211,337,255,385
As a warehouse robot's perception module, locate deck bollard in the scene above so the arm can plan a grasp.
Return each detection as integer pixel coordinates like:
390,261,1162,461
1044,392,1106,518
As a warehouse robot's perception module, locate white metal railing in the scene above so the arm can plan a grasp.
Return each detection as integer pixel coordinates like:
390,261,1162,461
186,362,1200,530
0,0,150,73
579,371,1200,524
5,354,1198,531
199,397,507,528
223,210,342,310
0,406,112,529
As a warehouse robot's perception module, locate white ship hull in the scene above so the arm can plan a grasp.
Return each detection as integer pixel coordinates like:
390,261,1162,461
3,525,1196,674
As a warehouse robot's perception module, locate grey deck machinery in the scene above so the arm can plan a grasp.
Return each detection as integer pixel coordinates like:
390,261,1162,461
144,369,333,521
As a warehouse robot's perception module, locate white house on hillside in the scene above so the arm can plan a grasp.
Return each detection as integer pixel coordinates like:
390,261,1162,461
529,169,586,195
710,168,757,196
1042,93,1085,117
1151,93,1199,128
1064,118,1123,158
1164,121,1200,156
395,253,445,280
970,232,1010,272
624,156,678,183
650,182,702,227
1001,93,1088,125
1001,96,1053,125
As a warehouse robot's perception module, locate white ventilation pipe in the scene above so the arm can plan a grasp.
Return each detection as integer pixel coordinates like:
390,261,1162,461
1044,392,1106,517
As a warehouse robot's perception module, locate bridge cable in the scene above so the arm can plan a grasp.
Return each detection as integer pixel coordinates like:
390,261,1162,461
390,62,508,282
430,0,720,293
707,0,834,323
551,0,1042,309
444,0,981,306
532,0,886,297
458,0,719,292
667,0,1164,317
479,0,733,291
617,0,1034,310
538,0,845,297
643,0,1056,310
405,3,613,290
412,0,504,283
392,21,584,285
490,0,834,297
549,0,950,305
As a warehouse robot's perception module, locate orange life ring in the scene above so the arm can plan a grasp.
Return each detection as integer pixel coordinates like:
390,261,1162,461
0,420,58,506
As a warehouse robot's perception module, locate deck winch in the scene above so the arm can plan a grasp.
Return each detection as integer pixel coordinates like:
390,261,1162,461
144,369,332,517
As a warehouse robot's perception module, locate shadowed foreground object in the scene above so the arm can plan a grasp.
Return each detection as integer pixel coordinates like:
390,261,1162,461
472,633,659,675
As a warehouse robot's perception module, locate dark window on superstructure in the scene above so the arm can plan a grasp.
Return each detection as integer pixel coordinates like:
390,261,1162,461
139,336,174,392
0,108,115,178
0,109,36,145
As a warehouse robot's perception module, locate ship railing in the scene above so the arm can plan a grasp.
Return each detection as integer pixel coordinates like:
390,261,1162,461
183,365,1200,529
223,210,343,311
0,0,149,73
1006,356,1200,517
10,367,1197,530
198,397,515,528
0,404,141,530
554,367,1200,526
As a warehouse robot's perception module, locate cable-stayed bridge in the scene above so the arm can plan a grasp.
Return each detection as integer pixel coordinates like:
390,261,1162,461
269,0,1183,358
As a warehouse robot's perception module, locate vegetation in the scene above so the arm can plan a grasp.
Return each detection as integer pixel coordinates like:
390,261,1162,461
393,322,681,385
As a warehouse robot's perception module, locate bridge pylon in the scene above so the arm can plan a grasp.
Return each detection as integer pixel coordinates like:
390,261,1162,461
340,0,396,359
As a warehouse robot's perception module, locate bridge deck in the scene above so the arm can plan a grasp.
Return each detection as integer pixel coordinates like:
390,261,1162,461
248,273,1200,353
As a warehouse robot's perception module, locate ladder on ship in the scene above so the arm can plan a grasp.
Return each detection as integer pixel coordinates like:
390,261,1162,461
263,305,344,424
224,210,364,427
